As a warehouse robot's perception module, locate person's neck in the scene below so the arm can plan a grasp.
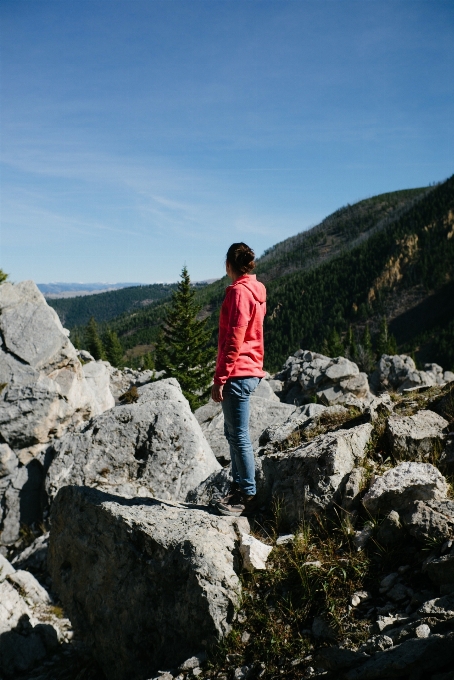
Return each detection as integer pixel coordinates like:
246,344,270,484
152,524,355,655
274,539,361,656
230,272,248,283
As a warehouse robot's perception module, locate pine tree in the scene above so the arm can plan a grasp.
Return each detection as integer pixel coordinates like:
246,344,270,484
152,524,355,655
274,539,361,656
104,329,123,367
327,329,344,357
376,316,397,357
155,266,215,410
345,325,357,359
0,269,8,284
142,352,155,371
85,317,105,360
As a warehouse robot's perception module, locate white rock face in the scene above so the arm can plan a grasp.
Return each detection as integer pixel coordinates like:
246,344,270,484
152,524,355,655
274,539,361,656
261,423,373,523
0,281,106,455
0,553,71,677
49,485,243,680
195,397,297,463
371,354,448,393
386,410,448,461
82,360,115,412
239,533,273,571
46,379,221,502
362,462,448,515
276,350,372,405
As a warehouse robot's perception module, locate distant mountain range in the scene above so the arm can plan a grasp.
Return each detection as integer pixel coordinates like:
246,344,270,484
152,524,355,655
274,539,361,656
48,176,454,372
38,282,145,298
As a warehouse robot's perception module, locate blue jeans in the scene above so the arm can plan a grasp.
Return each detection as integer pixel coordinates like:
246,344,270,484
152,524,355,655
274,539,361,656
222,377,260,496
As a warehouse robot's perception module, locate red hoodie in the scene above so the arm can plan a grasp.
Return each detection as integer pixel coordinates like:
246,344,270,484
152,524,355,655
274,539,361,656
214,274,267,385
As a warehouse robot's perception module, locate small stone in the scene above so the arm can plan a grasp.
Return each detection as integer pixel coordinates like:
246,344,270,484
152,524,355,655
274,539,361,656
398,565,410,574
241,631,251,644
237,610,247,624
353,525,373,550
351,594,361,607
379,572,399,591
415,623,430,638
291,658,303,666
193,670,203,678
359,634,393,653
312,616,336,640
234,667,251,680
239,533,273,571
303,560,322,568
179,653,207,671
387,583,412,602
276,534,294,546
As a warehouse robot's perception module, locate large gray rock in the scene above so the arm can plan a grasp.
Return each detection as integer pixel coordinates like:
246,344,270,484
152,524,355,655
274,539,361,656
49,485,244,680
276,350,372,405
257,403,327,453
0,553,71,678
425,555,454,587
344,633,454,679
260,423,373,523
82,360,115,412
401,499,454,542
362,462,448,515
0,459,44,546
386,410,448,462
46,379,220,502
0,281,106,456
195,397,297,464
370,354,441,393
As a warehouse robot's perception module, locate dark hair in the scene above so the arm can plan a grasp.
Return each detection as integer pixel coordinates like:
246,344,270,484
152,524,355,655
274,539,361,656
226,242,255,275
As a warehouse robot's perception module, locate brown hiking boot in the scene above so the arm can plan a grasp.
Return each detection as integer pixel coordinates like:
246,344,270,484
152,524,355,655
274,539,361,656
216,490,257,517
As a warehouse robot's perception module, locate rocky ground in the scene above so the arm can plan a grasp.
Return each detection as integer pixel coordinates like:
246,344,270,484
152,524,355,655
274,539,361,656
1,280,454,680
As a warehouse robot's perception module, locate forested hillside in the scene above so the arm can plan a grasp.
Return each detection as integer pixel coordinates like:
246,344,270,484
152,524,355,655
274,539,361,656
48,283,179,327
263,176,454,369
53,178,454,372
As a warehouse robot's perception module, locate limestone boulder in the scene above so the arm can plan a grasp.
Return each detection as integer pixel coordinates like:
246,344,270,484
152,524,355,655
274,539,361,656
0,280,104,456
344,632,454,680
49,485,245,680
0,552,71,678
46,379,220,503
370,354,418,392
260,423,373,523
425,554,454,587
401,499,454,542
82,360,115,412
195,397,297,464
0,459,44,546
276,350,372,406
386,410,448,462
258,403,327,453
362,462,448,515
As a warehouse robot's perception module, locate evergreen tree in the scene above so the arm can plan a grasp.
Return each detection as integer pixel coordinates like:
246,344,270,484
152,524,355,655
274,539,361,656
356,323,375,373
71,329,82,350
155,266,215,410
345,325,357,359
104,329,124,367
142,352,155,370
376,316,397,357
0,269,8,284
85,317,105,360
327,329,344,357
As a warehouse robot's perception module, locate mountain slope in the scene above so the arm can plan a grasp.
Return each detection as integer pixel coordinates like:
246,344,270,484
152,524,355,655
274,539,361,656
50,178,454,372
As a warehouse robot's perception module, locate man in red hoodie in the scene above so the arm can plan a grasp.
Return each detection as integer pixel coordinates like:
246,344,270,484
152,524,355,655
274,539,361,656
211,243,267,516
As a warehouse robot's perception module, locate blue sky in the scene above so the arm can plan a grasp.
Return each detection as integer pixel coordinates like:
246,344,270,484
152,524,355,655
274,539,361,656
1,0,453,284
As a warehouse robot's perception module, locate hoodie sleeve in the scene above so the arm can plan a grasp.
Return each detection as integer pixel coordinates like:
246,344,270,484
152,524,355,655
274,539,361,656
214,287,252,385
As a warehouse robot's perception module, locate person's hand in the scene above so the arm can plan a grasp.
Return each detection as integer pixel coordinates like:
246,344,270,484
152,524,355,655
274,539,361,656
211,383,224,402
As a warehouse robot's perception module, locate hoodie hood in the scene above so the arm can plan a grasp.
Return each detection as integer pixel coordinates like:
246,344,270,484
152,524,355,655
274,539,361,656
228,274,266,303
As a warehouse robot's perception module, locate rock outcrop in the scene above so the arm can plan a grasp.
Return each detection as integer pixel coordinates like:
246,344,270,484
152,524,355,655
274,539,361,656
362,462,448,515
49,485,245,680
276,350,372,406
260,423,373,523
0,551,71,678
386,410,448,462
370,354,454,393
0,280,115,546
46,378,221,502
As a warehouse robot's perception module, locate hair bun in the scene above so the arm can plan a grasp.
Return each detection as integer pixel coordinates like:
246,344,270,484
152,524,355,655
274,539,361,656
226,242,256,274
